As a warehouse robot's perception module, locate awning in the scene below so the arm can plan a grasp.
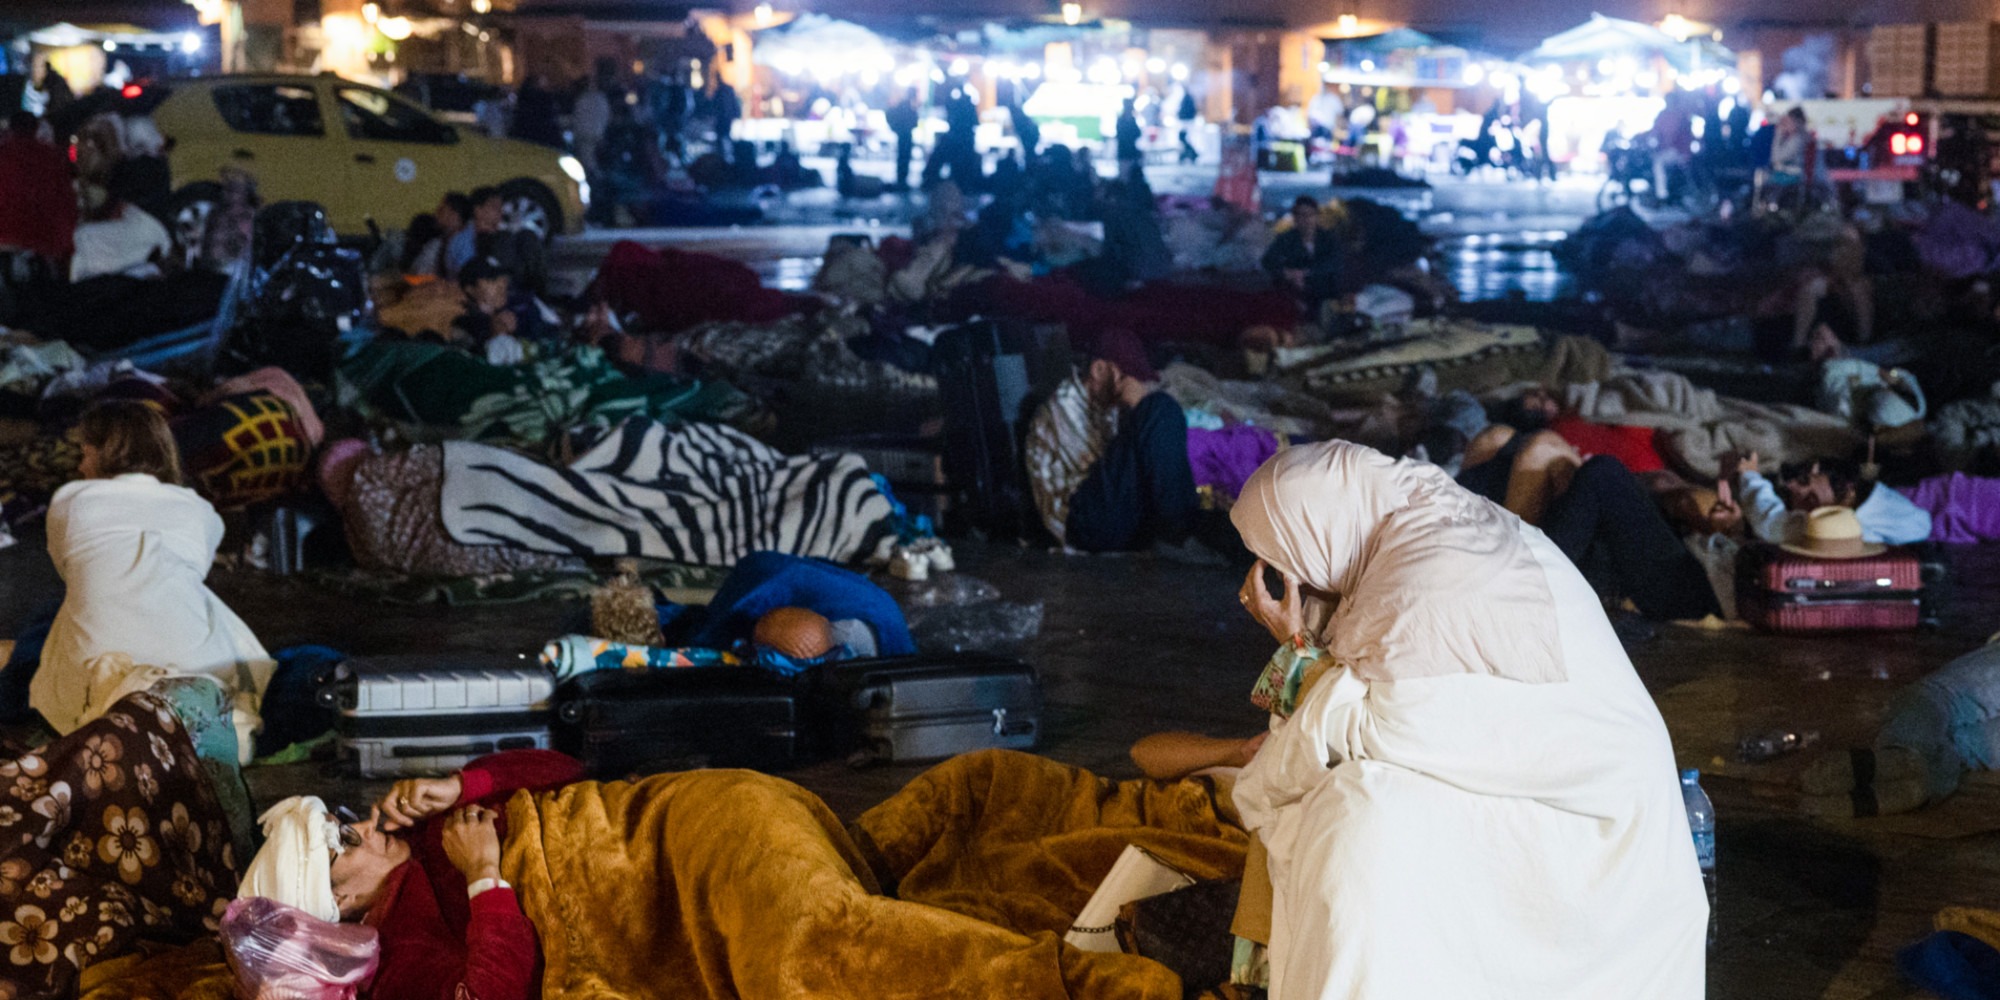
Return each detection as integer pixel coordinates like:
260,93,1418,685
1520,14,1734,74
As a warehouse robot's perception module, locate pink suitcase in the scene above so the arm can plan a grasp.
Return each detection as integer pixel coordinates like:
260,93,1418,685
1735,543,1922,633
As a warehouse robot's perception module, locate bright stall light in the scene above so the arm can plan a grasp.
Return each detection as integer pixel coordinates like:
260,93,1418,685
1087,57,1121,85
1061,2,1082,25
102,39,116,52
1359,58,1376,72
1145,56,1166,75
754,3,774,27
1337,13,1358,33
378,16,414,41
362,3,379,22
930,68,946,83
470,0,492,12
949,57,970,76
1170,62,1189,82
1462,63,1485,86
1024,62,1043,80
1722,76,1741,94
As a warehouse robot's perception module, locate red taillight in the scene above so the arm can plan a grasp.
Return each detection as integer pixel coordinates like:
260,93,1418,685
1891,133,1908,155
1905,112,1919,126
1910,135,1925,154
121,84,142,99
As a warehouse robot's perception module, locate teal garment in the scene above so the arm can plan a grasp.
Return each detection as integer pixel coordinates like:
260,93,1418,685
150,676,257,863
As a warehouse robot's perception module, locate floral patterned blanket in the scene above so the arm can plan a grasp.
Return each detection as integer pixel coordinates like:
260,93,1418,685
0,693,237,999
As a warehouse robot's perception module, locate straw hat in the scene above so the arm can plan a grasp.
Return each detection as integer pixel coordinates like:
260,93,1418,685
1781,506,1885,560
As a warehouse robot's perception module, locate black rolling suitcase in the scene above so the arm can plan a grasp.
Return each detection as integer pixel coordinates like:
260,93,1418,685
318,655,556,778
933,321,1071,539
819,653,1042,765
554,667,809,777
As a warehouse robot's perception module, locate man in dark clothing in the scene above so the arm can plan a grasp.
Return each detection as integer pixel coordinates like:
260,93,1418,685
1024,331,1199,554
1115,99,1143,176
1008,99,1041,160
509,75,566,149
926,86,982,188
1260,195,1343,309
886,93,920,190
1177,91,1200,164
711,83,742,160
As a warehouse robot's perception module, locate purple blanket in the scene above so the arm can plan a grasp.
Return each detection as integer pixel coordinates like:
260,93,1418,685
1188,426,1281,501
1906,473,2000,544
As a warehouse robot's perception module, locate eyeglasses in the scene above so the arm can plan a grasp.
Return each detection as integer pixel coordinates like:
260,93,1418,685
332,805,364,851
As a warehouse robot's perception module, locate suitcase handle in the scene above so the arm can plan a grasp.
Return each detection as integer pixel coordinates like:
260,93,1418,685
392,741,497,758
1783,577,1901,593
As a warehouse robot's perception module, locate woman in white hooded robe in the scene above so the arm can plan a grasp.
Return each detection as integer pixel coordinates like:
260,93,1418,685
1228,441,1707,1000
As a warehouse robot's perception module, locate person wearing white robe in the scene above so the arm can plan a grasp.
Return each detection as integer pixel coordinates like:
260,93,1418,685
32,403,273,737
1229,441,1706,1000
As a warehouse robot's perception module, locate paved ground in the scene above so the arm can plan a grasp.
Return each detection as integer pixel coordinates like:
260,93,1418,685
1,526,1994,999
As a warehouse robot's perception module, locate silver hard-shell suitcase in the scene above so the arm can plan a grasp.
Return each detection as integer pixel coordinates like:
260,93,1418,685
318,655,555,777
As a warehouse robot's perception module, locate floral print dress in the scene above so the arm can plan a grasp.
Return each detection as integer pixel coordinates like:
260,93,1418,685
0,692,237,999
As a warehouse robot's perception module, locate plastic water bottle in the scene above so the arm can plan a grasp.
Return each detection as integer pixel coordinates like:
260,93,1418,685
1681,769,1717,951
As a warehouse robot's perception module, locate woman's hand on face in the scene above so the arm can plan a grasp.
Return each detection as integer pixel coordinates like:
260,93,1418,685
377,775,463,832
440,805,503,884
1239,559,1305,645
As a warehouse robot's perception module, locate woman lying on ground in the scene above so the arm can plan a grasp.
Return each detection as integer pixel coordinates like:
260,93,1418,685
24,402,275,745
1226,441,1707,999
1456,419,1721,621
235,747,1246,1000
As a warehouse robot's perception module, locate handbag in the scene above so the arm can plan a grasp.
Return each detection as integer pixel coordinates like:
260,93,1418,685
1116,879,1245,1000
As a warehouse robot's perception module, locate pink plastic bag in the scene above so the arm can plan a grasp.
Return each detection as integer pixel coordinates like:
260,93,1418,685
221,897,381,1000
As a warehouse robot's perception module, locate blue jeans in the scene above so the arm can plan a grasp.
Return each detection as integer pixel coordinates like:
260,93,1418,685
1065,393,1198,552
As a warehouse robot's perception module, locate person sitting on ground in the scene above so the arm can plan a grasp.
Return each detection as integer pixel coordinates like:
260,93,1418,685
1797,638,2000,817
405,191,472,277
0,111,78,275
446,186,548,295
1025,331,1201,554
1260,195,1344,312
1457,421,1720,621
449,256,531,365
1225,442,1707,999
666,550,916,661
24,401,275,740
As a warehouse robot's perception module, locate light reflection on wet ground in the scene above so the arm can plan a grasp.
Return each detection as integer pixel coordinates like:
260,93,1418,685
1434,230,1575,303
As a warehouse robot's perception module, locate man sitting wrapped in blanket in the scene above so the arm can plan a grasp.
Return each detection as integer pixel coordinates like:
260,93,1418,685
80,748,1249,1000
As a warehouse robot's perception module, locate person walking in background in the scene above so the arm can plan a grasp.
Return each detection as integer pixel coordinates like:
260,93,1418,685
887,91,920,191
1177,88,1200,163
1116,98,1143,177
510,75,566,149
710,80,742,161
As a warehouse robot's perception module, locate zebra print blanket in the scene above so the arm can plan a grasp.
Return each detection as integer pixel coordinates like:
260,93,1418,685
440,420,896,567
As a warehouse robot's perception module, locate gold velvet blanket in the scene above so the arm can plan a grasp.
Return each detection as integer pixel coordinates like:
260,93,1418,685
81,751,1247,999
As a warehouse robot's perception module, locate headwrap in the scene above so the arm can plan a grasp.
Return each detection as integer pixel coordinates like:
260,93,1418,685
1230,441,1567,685
238,796,343,923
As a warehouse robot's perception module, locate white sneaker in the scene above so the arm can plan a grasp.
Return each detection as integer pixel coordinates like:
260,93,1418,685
890,548,930,581
924,541,955,573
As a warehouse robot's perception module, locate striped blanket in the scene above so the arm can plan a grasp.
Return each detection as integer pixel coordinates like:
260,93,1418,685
440,420,895,567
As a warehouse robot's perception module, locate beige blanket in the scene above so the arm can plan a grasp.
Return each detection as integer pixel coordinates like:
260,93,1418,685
1563,371,1862,480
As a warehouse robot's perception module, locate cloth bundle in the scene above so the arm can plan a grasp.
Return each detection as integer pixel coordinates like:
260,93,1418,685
540,634,741,681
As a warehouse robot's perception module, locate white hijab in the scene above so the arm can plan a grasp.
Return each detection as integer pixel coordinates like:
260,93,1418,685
239,796,343,923
1230,441,1567,685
